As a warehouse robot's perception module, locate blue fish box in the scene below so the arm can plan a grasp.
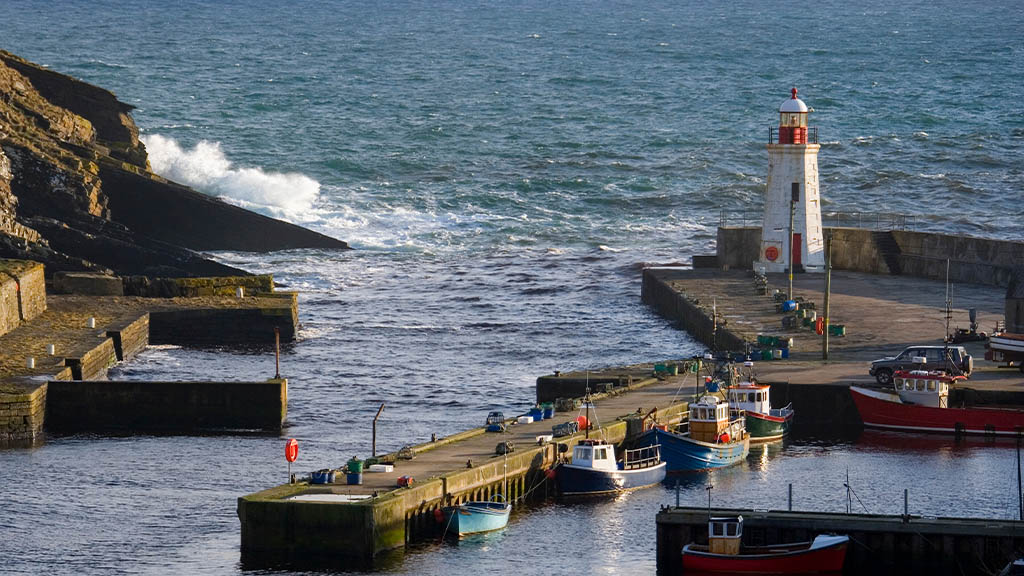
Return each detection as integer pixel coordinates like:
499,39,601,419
311,470,335,484
542,405,554,419
529,407,544,420
781,348,790,359
782,300,798,312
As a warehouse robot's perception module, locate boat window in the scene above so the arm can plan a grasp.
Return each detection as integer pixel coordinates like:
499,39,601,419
726,523,738,536
719,406,726,420
596,448,607,460
748,392,755,402
916,380,925,391
712,523,724,536
927,380,937,392
904,380,913,391
756,392,762,402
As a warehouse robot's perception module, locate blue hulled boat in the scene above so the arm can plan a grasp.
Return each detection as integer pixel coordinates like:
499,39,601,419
555,439,667,497
441,497,511,536
639,395,749,473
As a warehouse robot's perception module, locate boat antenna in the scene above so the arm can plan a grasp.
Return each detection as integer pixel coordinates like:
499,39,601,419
944,259,953,342
585,383,590,440
1017,430,1022,521
706,484,714,520
712,299,718,354
845,468,852,514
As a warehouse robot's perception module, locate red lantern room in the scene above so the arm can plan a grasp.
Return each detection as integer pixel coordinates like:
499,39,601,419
777,87,809,144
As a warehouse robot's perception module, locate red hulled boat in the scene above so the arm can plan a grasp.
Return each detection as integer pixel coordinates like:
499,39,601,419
850,370,1024,435
682,515,848,574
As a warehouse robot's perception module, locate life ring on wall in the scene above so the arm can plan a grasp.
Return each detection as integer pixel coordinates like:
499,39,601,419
765,246,779,261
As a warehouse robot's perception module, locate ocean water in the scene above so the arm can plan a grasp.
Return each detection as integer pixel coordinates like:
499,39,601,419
2,1,1023,574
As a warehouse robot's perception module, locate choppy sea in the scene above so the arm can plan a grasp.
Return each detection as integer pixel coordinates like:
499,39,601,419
2,1,1023,574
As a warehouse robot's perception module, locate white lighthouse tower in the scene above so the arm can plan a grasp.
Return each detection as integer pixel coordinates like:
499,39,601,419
758,88,825,274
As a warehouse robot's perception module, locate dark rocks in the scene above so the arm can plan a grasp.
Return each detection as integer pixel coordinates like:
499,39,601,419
0,50,349,279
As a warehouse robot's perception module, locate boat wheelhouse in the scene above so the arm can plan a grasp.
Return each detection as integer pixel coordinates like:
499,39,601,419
639,395,749,472
682,515,849,574
725,379,794,444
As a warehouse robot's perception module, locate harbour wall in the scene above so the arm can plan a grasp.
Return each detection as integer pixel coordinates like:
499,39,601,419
0,260,46,337
46,378,287,433
149,292,298,344
640,270,746,353
715,226,1024,288
657,506,1024,576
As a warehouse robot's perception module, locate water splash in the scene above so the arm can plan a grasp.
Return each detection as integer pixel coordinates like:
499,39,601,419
141,134,321,222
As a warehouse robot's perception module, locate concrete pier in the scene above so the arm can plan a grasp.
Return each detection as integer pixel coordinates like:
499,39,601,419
657,506,1024,575
238,372,694,566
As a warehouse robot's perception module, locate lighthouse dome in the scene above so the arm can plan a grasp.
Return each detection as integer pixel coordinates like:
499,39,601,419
779,87,808,113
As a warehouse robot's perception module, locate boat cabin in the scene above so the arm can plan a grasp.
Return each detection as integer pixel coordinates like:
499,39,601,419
708,515,743,555
689,396,731,443
571,439,617,472
893,370,963,408
726,382,771,415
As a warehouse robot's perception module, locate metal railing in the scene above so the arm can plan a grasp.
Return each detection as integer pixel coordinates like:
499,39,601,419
768,126,818,144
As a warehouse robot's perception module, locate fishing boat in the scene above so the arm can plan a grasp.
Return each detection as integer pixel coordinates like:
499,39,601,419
555,390,667,496
724,378,794,444
682,515,849,574
440,498,511,536
850,370,1024,436
555,440,666,497
441,415,512,536
638,395,749,472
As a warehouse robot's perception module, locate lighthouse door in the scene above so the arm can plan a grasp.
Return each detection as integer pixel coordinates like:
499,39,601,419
792,233,803,267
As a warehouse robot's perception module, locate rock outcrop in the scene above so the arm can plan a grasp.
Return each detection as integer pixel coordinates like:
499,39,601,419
0,50,348,277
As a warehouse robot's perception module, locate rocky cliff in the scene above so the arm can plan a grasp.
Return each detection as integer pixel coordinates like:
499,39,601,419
0,50,348,277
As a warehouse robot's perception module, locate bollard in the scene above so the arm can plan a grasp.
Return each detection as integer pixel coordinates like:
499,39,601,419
788,483,793,511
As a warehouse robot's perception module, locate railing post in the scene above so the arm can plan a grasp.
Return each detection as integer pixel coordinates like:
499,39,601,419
788,483,793,511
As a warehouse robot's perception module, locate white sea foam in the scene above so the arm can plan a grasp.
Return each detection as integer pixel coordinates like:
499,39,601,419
141,134,321,222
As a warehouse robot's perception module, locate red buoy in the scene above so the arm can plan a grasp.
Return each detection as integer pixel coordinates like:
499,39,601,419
718,432,731,444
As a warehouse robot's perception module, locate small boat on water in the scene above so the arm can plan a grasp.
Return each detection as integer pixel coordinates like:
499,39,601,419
724,377,794,444
639,395,749,473
555,439,666,497
682,515,849,574
441,497,511,536
850,370,1024,435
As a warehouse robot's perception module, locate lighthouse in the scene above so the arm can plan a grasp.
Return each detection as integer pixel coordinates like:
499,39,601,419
758,88,825,274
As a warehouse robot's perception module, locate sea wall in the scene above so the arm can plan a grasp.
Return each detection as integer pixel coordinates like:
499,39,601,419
150,292,298,344
0,381,46,446
640,268,746,352
0,260,46,337
716,227,1024,288
46,378,287,433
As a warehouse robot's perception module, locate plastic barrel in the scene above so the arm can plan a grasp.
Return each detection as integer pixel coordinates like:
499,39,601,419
541,403,554,419
348,458,363,474
347,473,363,485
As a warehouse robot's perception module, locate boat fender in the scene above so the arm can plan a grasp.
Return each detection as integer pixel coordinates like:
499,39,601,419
433,508,443,523
544,468,557,480
718,432,731,443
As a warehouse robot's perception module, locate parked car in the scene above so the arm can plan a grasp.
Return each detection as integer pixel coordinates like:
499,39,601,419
869,345,973,385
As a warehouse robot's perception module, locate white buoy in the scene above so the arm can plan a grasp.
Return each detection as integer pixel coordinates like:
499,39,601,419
46,344,55,355
236,286,245,298
26,357,35,369
87,317,96,328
